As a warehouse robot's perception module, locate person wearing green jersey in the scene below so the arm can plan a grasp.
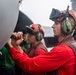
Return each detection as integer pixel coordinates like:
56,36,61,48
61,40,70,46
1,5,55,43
0,46,15,75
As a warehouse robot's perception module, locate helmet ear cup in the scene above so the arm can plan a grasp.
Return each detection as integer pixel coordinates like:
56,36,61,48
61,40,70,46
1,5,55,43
36,32,43,41
35,24,44,41
61,19,73,34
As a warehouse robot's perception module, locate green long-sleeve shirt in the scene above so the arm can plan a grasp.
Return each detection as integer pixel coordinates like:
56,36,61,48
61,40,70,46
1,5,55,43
0,46,14,68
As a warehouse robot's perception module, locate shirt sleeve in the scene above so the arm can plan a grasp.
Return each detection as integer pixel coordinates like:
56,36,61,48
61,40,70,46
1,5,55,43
8,45,71,74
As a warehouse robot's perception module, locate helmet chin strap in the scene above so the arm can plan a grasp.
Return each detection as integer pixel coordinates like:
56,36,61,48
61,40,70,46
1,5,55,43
58,35,71,43
32,41,41,47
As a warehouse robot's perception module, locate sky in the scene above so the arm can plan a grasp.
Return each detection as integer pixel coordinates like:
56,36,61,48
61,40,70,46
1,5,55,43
19,0,71,27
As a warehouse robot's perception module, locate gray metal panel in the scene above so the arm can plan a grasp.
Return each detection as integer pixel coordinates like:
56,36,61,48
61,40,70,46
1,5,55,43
70,0,76,2
71,2,76,12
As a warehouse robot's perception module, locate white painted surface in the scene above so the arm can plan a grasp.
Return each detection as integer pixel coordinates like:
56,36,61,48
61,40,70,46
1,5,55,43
0,0,19,49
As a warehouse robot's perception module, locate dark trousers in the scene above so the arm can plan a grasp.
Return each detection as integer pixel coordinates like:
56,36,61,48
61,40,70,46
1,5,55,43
15,65,23,75
0,67,15,75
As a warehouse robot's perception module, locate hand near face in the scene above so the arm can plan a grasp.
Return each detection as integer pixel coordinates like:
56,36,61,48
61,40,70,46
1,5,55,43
11,32,23,46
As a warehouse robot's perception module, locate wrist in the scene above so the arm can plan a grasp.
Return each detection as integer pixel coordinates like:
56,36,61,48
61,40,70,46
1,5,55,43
5,43,13,50
15,45,24,54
